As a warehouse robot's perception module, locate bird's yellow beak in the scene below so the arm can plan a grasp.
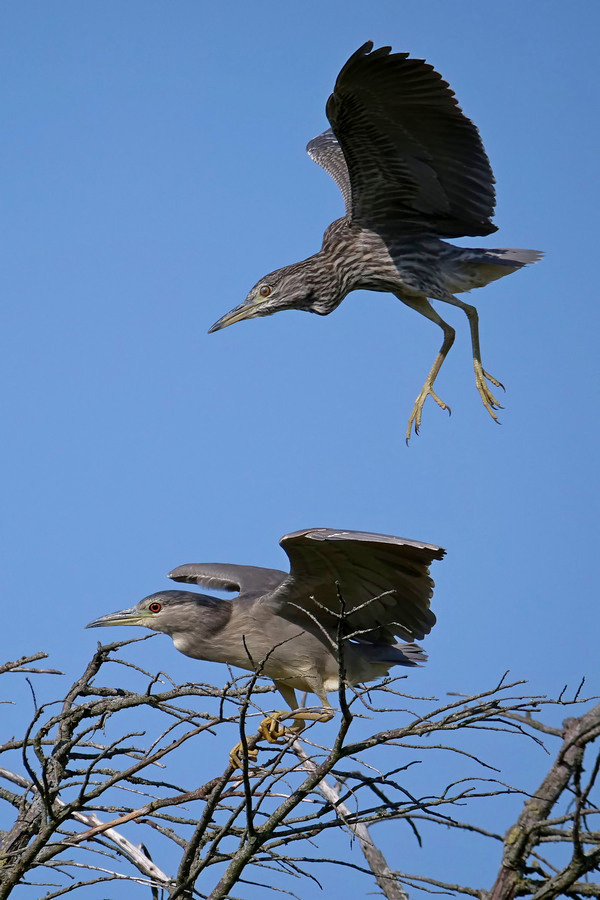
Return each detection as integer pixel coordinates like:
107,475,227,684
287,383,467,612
85,606,152,629
208,299,261,333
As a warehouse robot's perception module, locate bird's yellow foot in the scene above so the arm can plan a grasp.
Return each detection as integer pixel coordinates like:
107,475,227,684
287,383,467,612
406,382,450,442
229,740,259,770
257,706,335,745
474,361,504,421
257,711,291,744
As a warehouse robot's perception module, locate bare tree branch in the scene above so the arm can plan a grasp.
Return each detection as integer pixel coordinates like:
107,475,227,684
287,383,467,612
490,706,600,900
1,643,599,900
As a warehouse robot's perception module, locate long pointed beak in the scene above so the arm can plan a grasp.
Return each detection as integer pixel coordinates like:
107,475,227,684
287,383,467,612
86,606,150,629
208,301,257,333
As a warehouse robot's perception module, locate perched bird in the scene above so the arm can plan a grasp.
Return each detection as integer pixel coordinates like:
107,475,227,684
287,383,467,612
209,42,541,441
87,528,444,765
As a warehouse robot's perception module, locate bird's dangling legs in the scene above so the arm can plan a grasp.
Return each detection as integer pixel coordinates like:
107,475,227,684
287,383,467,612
441,293,504,421
398,295,455,443
288,699,335,728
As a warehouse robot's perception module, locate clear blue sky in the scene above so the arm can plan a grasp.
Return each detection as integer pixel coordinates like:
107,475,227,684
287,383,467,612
1,1,599,896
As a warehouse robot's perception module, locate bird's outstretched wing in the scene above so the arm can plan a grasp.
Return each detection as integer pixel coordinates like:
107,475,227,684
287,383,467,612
306,129,352,216
168,563,287,597
323,41,497,238
262,528,445,644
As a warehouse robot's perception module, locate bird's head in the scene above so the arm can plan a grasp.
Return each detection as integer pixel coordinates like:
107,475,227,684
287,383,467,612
87,589,234,661
208,260,333,333
85,590,222,638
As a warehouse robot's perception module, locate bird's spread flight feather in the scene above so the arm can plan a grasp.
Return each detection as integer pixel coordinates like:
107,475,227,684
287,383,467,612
310,41,497,237
260,528,445,645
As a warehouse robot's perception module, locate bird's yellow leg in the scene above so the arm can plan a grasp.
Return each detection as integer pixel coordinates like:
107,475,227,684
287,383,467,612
398,295,455,443
442,294,504,420
288,704,335,728
406,351,452,442
287,695,335,732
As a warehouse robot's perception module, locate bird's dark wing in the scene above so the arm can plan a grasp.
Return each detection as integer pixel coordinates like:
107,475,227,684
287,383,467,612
168,563,287,597
261,529,445,644
307,129,352,216
325,41,497,238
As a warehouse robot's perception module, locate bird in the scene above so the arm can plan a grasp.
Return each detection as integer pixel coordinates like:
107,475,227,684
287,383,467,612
209,42,541,442
86,528,444,766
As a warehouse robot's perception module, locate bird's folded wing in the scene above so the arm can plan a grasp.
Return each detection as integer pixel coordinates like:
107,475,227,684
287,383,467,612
326,41,497,237
168,563,287,596
261,528,445,644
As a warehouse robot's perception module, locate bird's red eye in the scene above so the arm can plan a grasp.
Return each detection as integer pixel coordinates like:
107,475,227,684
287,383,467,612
149,602,162,613
259,285,271,298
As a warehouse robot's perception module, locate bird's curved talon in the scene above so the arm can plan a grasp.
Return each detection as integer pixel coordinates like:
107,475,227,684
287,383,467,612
474,362,505,418
406,386,450,442
229,741,259,770
483,369,505,392
474,364,504,420
479,387,502,416
431,390,449,412
479,398,501,422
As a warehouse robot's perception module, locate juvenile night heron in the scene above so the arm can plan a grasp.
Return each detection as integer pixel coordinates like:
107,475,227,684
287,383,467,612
87,528,444,765
209,42,541,441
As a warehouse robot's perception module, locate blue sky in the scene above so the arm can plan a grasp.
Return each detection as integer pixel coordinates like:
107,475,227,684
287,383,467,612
1,1,599,896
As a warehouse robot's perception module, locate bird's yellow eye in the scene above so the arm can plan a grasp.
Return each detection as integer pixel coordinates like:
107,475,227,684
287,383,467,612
149,602,162,613
259,285,271,298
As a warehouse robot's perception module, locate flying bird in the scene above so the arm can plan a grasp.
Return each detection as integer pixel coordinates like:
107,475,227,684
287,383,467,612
87,528,444,765
209,42,541,441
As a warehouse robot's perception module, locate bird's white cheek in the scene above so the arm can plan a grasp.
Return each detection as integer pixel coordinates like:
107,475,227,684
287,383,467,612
172,633,191,652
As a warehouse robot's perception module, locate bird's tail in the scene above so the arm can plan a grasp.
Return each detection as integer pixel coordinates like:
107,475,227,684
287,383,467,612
346,641,427,687
487,248,543,266
447,247,543,293
359,641,427,668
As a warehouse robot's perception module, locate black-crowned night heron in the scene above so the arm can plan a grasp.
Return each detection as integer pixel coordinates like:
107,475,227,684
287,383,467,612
87,528,444,766
209,42,541,441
